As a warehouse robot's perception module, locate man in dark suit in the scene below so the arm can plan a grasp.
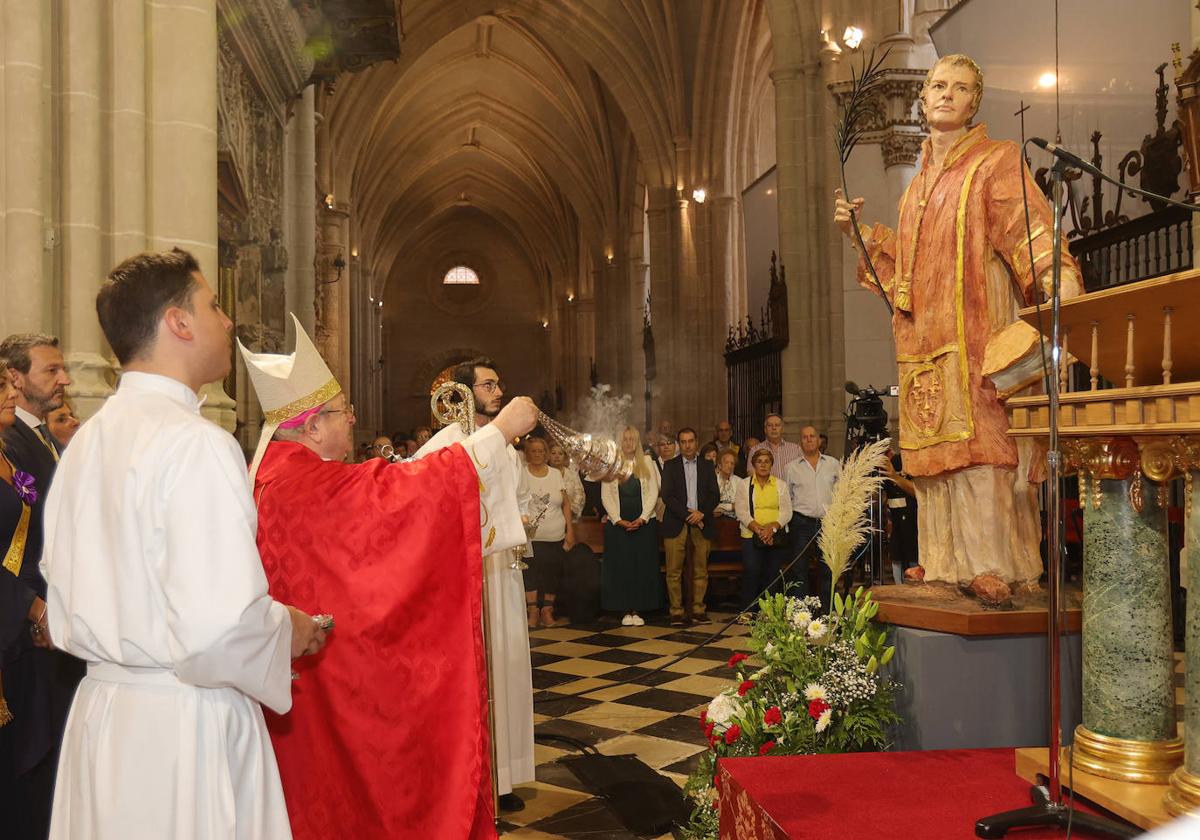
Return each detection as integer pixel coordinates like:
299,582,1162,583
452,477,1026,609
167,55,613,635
660,427,720,625
0,333,83,839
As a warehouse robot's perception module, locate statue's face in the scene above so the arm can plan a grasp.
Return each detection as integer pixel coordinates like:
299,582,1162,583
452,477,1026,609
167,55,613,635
922,63,979,132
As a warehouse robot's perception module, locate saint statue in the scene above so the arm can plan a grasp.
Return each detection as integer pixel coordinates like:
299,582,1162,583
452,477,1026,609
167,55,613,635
834,54,1084,603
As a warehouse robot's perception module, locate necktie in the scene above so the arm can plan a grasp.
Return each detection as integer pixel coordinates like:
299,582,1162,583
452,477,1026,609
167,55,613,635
34,423,59,463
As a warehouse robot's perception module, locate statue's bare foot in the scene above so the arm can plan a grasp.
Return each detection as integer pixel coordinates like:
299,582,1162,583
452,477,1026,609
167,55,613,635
968,574,1013,607
903,566,926,584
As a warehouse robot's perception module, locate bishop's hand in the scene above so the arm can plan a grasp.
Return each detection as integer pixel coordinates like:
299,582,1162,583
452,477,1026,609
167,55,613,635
493,396,539,443
287,606,329,658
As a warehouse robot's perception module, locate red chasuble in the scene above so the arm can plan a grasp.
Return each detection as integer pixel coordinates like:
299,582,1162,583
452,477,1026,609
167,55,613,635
254,441,496,839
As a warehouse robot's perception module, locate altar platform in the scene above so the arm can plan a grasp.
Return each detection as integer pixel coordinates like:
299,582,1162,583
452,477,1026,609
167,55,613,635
717,748,1126,839
871,584,1085,750
871,583,1082,636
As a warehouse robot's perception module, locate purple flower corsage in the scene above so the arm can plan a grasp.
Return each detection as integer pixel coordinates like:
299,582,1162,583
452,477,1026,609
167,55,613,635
12,471,37,505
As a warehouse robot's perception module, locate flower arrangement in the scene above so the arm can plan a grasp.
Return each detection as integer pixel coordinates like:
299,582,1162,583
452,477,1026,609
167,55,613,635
679,589,900,838
678,439,900,839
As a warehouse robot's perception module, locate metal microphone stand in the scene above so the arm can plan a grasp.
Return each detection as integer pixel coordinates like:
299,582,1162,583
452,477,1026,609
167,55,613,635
974,159,1136,838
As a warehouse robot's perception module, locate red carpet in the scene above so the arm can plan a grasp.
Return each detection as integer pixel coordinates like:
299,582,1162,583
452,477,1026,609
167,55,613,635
717,748,1121,839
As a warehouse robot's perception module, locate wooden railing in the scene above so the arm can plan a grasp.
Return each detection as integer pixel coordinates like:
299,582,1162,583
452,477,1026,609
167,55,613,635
1073,204,1193,292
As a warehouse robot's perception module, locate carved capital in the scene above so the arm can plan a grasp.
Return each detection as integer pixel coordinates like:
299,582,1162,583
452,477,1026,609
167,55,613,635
1063,435,1200,512
829,70,927,145
881,129,925,168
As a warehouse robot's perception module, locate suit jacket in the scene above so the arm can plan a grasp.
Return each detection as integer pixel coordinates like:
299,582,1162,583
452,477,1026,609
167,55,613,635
659,455,720,539
1,419,84,776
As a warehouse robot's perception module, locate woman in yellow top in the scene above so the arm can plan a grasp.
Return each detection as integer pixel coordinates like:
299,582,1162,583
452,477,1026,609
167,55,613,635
733,449,793,611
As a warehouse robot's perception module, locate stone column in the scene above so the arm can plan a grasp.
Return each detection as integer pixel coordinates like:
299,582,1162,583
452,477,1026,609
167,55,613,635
772,62,842,437
284,85,317,341
58,0,116,418
1066,436,1183,784
1167,437,1200,815
1,0,49,336
316,205,350,391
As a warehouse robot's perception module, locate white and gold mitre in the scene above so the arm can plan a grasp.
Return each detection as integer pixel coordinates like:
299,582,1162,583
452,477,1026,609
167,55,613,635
237,313,341,480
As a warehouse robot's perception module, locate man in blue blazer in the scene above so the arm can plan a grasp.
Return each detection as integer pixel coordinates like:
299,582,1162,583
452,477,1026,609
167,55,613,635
659,427,720,625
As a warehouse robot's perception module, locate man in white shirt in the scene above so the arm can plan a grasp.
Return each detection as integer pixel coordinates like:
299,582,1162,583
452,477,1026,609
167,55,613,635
784,426,842,609
41,248,326,840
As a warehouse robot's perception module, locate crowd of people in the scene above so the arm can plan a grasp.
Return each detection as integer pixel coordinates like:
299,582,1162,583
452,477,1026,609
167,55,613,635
361,412,919,630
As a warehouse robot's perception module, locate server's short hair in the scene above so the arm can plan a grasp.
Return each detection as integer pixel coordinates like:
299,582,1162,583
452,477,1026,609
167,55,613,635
97,249,200,365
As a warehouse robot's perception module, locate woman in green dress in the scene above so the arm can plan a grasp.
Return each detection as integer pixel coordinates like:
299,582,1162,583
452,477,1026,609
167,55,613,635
600,427,662,624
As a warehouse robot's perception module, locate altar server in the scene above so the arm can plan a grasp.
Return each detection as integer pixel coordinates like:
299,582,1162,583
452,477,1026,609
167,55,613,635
40,249,326,840
414,356,536,813
241,319,537,839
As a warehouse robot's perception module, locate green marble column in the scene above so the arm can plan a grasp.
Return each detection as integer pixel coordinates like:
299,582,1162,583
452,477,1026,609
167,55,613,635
1166,471,1200,814
1186,473,1200,775
1081,476,1174,741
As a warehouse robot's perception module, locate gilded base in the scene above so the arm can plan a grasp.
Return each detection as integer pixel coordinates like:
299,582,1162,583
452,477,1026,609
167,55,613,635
1164,766,1200,818
1072,725,1184,784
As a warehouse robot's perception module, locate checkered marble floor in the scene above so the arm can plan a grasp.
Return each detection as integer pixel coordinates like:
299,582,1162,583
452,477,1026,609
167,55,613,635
498,611,752,839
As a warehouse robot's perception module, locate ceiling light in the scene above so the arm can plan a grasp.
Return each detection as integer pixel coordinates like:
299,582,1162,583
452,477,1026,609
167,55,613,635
541,319,549,329
842,26,864,50
567,293,575,303
692,188,707,204
1037,71,1057,89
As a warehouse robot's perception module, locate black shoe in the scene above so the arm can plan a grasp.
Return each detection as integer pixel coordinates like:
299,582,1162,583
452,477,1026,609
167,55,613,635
670,614,687,627
498,793,524,813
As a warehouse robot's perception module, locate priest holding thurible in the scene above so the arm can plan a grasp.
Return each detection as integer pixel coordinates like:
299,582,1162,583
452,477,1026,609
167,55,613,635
240,317,537,839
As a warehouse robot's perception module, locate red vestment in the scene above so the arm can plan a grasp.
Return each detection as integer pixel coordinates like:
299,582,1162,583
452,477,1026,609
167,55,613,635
254,441,496,839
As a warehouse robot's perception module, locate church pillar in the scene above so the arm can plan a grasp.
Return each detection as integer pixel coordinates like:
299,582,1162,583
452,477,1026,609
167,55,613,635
284,85,317,342
1066,437,1183,785
644,186,677,428
0,0,49,335
58,0,115,418
316,204,350,393
772,63,843,438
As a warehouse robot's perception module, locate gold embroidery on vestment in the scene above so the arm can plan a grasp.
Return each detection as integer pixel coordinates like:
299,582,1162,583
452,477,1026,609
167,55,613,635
899,143,1003,450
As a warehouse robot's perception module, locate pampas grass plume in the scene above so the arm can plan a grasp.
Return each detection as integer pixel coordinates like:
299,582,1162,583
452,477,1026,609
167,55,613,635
819,438,891,592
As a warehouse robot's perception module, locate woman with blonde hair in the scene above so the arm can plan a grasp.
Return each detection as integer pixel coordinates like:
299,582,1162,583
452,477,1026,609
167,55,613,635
600,426,662,625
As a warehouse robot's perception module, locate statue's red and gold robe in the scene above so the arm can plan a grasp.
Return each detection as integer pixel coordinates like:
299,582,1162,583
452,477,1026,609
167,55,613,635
254,440,497,840
857,124,1082,477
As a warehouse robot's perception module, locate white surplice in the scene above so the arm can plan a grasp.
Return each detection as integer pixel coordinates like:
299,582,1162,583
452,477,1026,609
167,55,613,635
40,372,295,840
415,423,535,794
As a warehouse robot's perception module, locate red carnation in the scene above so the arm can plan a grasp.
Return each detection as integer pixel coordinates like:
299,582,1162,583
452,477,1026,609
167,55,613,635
727,652,749,668
763,706,783,726
699,710,708,727
724,724,742,744
808,698,831,720
738,680,756,697
704,721,715,739
759,741,776,755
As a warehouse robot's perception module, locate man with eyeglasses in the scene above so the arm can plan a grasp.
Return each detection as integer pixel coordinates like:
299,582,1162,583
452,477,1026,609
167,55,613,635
240,328,538,838
413,356,536,814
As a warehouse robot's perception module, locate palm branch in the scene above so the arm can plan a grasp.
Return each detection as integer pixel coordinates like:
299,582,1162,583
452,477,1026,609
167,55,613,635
834,47,894,315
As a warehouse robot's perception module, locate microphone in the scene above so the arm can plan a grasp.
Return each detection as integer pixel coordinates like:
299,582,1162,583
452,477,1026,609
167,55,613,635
1028,137,1102,177
844,381,861,396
